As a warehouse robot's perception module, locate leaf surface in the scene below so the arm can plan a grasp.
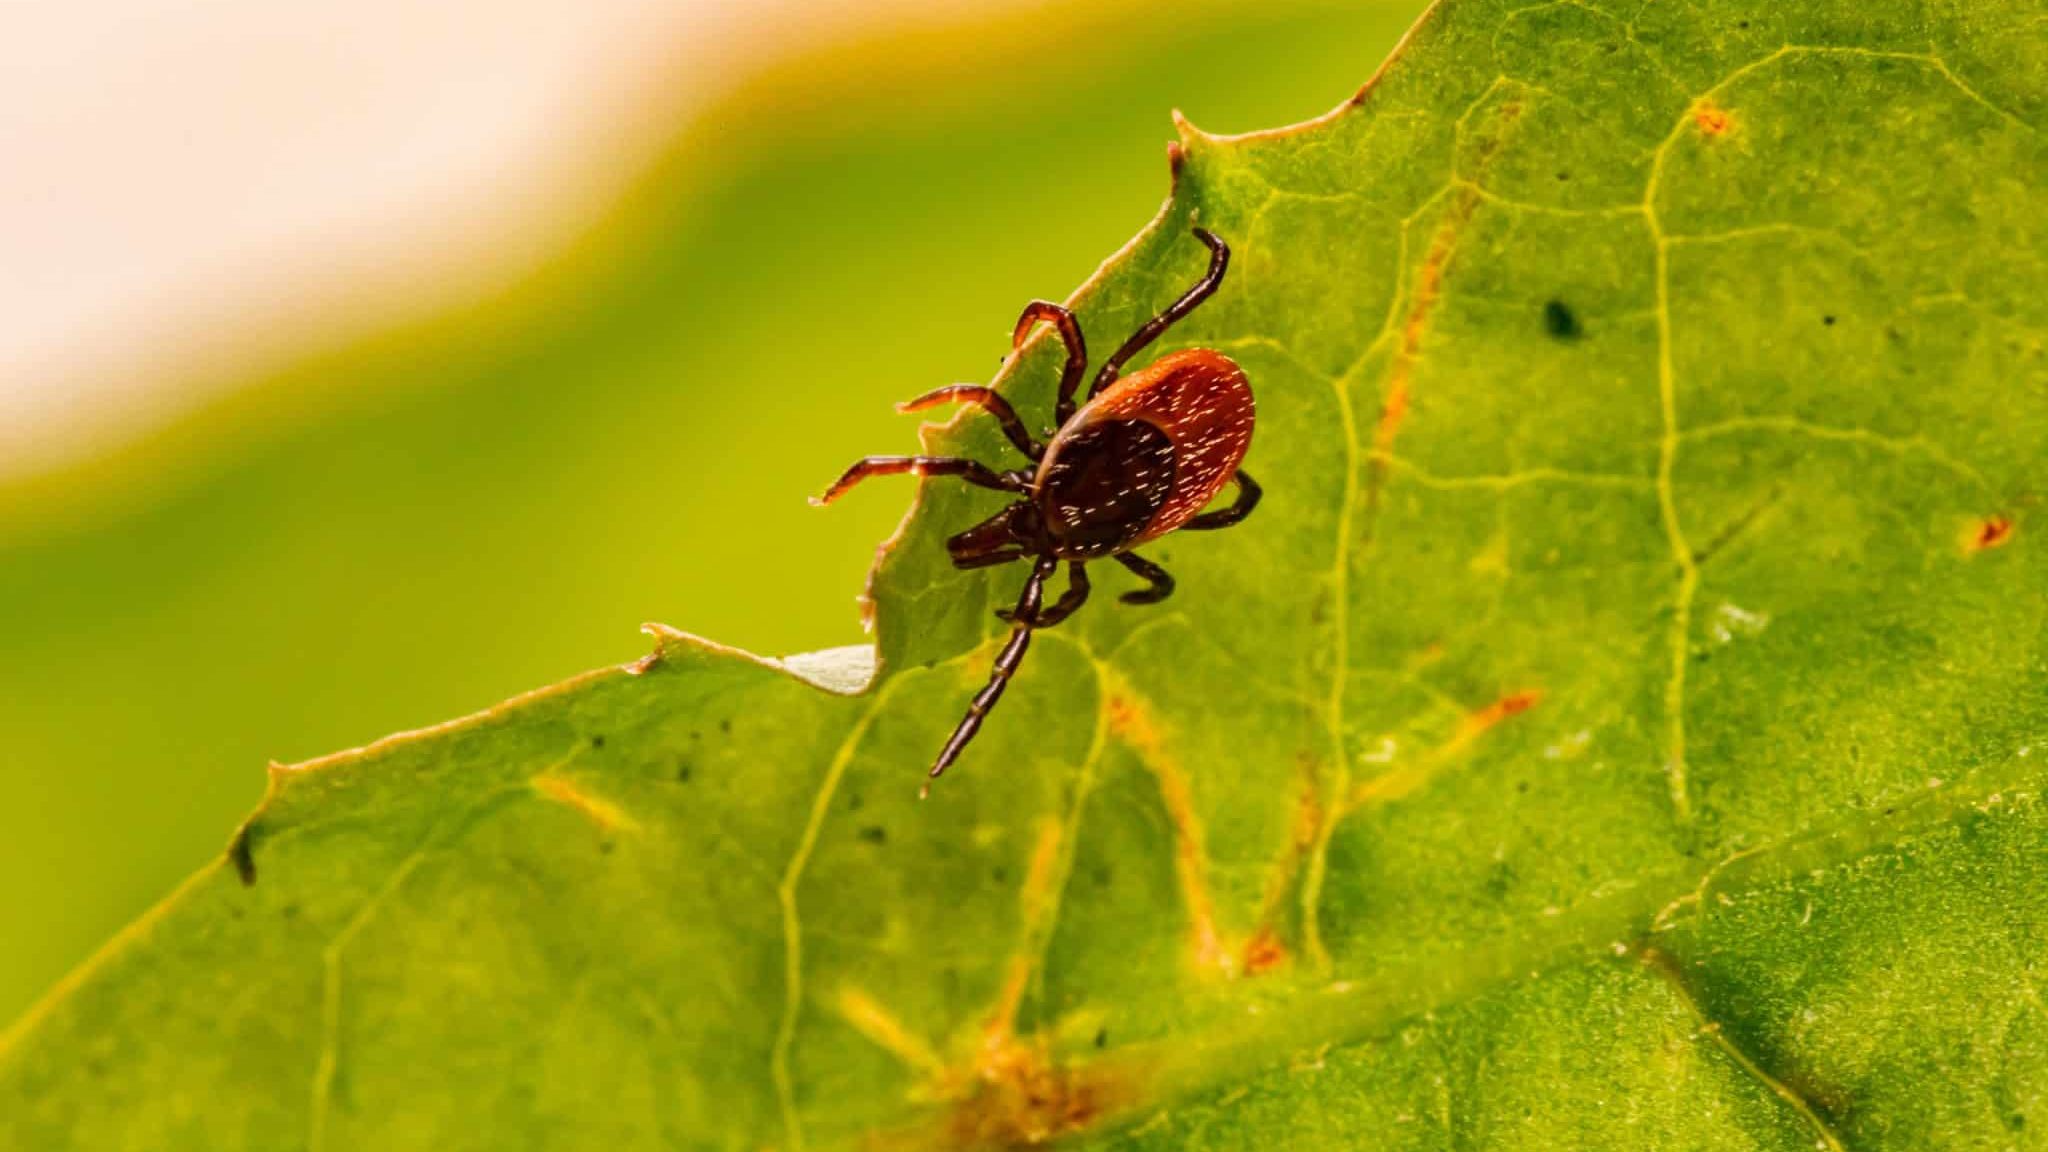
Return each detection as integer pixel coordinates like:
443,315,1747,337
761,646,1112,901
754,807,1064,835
3,0,2045,1148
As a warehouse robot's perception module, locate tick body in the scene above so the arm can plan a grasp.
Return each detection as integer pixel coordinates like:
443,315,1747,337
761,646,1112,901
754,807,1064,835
816,227,1260,791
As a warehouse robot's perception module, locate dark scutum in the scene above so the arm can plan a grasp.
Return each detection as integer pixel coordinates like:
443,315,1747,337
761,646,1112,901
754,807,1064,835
1036,419,1176,556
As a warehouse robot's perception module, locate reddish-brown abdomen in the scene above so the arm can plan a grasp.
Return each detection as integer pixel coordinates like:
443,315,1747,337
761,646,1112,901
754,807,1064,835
1084,349,1253,541
1032,349,1254,556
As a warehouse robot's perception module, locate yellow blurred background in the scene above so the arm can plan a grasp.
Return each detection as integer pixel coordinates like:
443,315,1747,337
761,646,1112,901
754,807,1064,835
0,0,1426,1023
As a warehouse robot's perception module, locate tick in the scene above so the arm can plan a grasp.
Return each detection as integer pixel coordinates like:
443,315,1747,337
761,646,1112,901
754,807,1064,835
815,227,1260,791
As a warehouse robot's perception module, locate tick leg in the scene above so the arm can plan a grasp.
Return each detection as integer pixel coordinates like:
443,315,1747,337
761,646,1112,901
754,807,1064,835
1114,551,1175,605
1183,469,1262,530
1091,227,1229,397
952,548,1025,570
1000,561,1089,627
811,456,1023,506
1011,301,1089,427
897,385,1041,460
927,555,1057,794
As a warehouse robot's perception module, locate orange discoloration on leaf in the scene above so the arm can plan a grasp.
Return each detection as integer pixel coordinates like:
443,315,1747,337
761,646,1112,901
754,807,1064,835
836,987,944,1078
1372,203,1458,462
1106,692,1228,974
845,996,1132,1150
985,819,1069,1046
1368,106,1517,497
1351,689,1542,809
530,773,638,834
1694,101,1733,135
939,1038,1128,1150
1247,764,1323,972
1966,515,2014,552
1467,689,1541,732
1242,927,1289,976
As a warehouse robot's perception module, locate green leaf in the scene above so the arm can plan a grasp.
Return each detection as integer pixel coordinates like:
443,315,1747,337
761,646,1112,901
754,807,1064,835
4,0,2044,1147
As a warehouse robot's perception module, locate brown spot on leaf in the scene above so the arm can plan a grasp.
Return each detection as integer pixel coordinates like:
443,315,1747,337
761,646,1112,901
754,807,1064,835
1468,689,1542,732
1967,515,2015,552
1242,927,1288,976
1694,102,1733,136
942,1040,1126,1150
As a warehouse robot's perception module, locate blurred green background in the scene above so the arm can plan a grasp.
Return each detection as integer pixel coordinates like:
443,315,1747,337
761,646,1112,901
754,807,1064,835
0,0,1425,1023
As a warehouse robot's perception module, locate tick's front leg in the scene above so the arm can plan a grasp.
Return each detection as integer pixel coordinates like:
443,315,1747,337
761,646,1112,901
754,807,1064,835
811,456,1023,506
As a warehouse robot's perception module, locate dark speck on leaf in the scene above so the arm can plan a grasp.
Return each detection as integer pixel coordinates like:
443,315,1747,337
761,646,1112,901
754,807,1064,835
992,866,1010,884
1737,19,1750,27
1094,1028,1109,1049
1092,864,1113,887
590,734,605,749
1516,780,1529,793
600,840,615,855
1822,314,1836,326
848,792,864,811
1484,860,1515,898
229,826,257,887
859,825,887,846
676,763,693,783
719,718,732,735
1544,299,1582,340
1555,170,1570,182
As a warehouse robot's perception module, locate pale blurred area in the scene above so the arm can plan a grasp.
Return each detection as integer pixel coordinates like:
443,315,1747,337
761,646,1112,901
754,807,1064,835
0,0,984,479
0,0,1426,1026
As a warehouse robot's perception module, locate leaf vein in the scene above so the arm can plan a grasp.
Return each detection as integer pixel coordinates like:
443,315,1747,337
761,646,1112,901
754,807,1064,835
769,680,901,1152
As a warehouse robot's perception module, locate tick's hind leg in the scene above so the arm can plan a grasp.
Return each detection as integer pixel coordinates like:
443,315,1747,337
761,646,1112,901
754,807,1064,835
1183,469,1261,530
812,456,1023,506
1113,552,1174,604
926,555,1057,795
